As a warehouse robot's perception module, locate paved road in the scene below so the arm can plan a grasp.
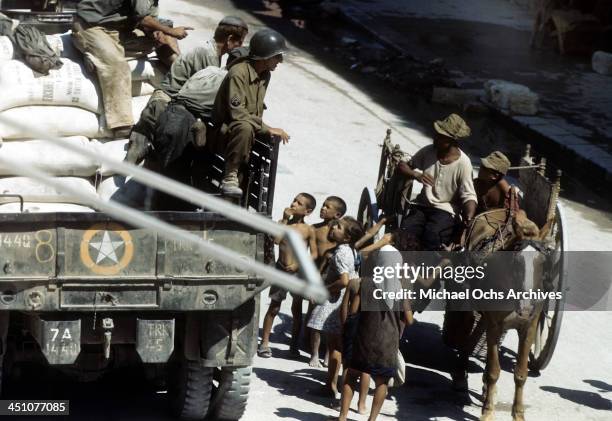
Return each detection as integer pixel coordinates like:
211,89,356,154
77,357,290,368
14,1,612,420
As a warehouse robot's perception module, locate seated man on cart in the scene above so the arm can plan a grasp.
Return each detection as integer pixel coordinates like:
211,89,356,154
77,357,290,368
397,113,477,251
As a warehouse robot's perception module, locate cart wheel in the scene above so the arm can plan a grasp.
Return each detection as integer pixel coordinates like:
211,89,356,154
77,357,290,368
529,202,567,371
357,187,380,244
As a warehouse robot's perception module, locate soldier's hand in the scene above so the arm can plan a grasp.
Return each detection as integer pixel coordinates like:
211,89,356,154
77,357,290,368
270,127,290,144
169,26,193,39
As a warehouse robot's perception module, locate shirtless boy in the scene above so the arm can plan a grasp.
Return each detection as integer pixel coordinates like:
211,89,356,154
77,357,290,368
309,196,346,367
258,193,318,358
474,151,512,213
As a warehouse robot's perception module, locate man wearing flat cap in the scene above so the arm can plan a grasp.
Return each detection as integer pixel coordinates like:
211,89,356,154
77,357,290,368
398,113,478,251
474,150,513,213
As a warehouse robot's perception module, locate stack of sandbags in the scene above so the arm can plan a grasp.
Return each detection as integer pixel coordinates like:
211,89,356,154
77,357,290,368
92,138,151,209
484,80,539,115
0,30,165,213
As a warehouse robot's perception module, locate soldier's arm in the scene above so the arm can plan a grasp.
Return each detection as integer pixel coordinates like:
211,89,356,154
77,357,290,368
227,72,271,137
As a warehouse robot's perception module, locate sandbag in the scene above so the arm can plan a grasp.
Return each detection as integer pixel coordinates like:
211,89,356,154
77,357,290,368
0,36,13,60
0,64,100,113
97,175,150,208
128,58,165,87
0,95,149,140
1,32,79,61
0,136,98,176
132,80,156,97
0,58,89,86
0,176,96,205
45,32,79,60
92,139,129,176
176,66,227,120
484,80,539,115
0,202,95,213
0,106,108,139
13,24,63,75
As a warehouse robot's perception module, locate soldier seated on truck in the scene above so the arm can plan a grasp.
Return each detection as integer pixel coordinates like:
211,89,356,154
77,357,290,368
150,47,250,210
125,16,249,164
72,0,193,137
207,28,291,198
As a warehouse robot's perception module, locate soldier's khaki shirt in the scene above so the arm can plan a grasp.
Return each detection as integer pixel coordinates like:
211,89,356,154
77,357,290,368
161,39,220,97
212,60,271,136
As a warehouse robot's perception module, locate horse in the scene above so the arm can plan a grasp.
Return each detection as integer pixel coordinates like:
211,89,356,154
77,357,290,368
466,207,553,421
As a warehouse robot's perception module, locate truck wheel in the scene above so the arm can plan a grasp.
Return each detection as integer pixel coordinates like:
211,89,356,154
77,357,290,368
213,367,252,420
168,356,214,420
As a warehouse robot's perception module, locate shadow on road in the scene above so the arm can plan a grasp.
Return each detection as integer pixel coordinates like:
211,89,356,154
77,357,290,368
254,367,329,403
541,385,612,411
584,379,612,393
274,407,332,421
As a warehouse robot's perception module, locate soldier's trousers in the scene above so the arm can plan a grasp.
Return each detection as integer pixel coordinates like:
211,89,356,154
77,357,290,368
72,21,169,129
208,121,266,172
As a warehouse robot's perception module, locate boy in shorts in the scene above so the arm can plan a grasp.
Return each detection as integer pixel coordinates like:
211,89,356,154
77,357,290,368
258,193,318,358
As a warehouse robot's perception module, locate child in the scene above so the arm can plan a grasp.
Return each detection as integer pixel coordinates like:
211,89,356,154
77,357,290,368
309,196,347,367
474,151,512,213
258,193,318,358
336,232,413,421
307,216,364,398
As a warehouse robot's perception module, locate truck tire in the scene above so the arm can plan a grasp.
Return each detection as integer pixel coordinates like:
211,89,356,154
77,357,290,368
168,356,214,420
213,367,252,421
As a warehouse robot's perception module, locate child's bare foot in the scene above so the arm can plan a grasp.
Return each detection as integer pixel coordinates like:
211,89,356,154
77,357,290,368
309,356,322,368
357,403,367,415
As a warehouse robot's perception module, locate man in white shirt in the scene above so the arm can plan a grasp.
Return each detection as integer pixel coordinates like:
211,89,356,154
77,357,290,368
397,113,477,251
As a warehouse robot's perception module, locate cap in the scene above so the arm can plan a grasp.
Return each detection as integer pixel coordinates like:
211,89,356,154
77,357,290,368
219,16,248,30
433,113,471,140
481,151,511,175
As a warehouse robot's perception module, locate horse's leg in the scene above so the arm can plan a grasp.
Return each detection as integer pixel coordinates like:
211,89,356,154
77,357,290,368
512,316,538,421
481,317,503,421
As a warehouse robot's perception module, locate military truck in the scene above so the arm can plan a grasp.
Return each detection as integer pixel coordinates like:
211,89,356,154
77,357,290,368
0,0,77,33
0,133,324,420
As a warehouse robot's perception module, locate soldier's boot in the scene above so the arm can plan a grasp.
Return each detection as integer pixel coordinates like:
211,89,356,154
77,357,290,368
191,119,207,149
221,169,243,198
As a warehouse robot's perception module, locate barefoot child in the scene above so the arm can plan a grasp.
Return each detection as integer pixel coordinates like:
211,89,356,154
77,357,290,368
309,196,347,367
336,235,413,421
308,216,363,398
258,193,318,358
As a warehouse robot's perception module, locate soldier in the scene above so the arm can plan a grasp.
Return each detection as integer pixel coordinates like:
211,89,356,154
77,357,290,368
209,28,291,197
72,0,193,136
126,16,249,164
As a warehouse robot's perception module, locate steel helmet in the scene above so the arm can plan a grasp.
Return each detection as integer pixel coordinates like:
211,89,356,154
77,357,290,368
249,29,287,60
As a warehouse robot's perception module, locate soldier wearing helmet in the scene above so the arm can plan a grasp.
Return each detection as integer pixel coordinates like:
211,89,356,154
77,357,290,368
209,28,291,197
